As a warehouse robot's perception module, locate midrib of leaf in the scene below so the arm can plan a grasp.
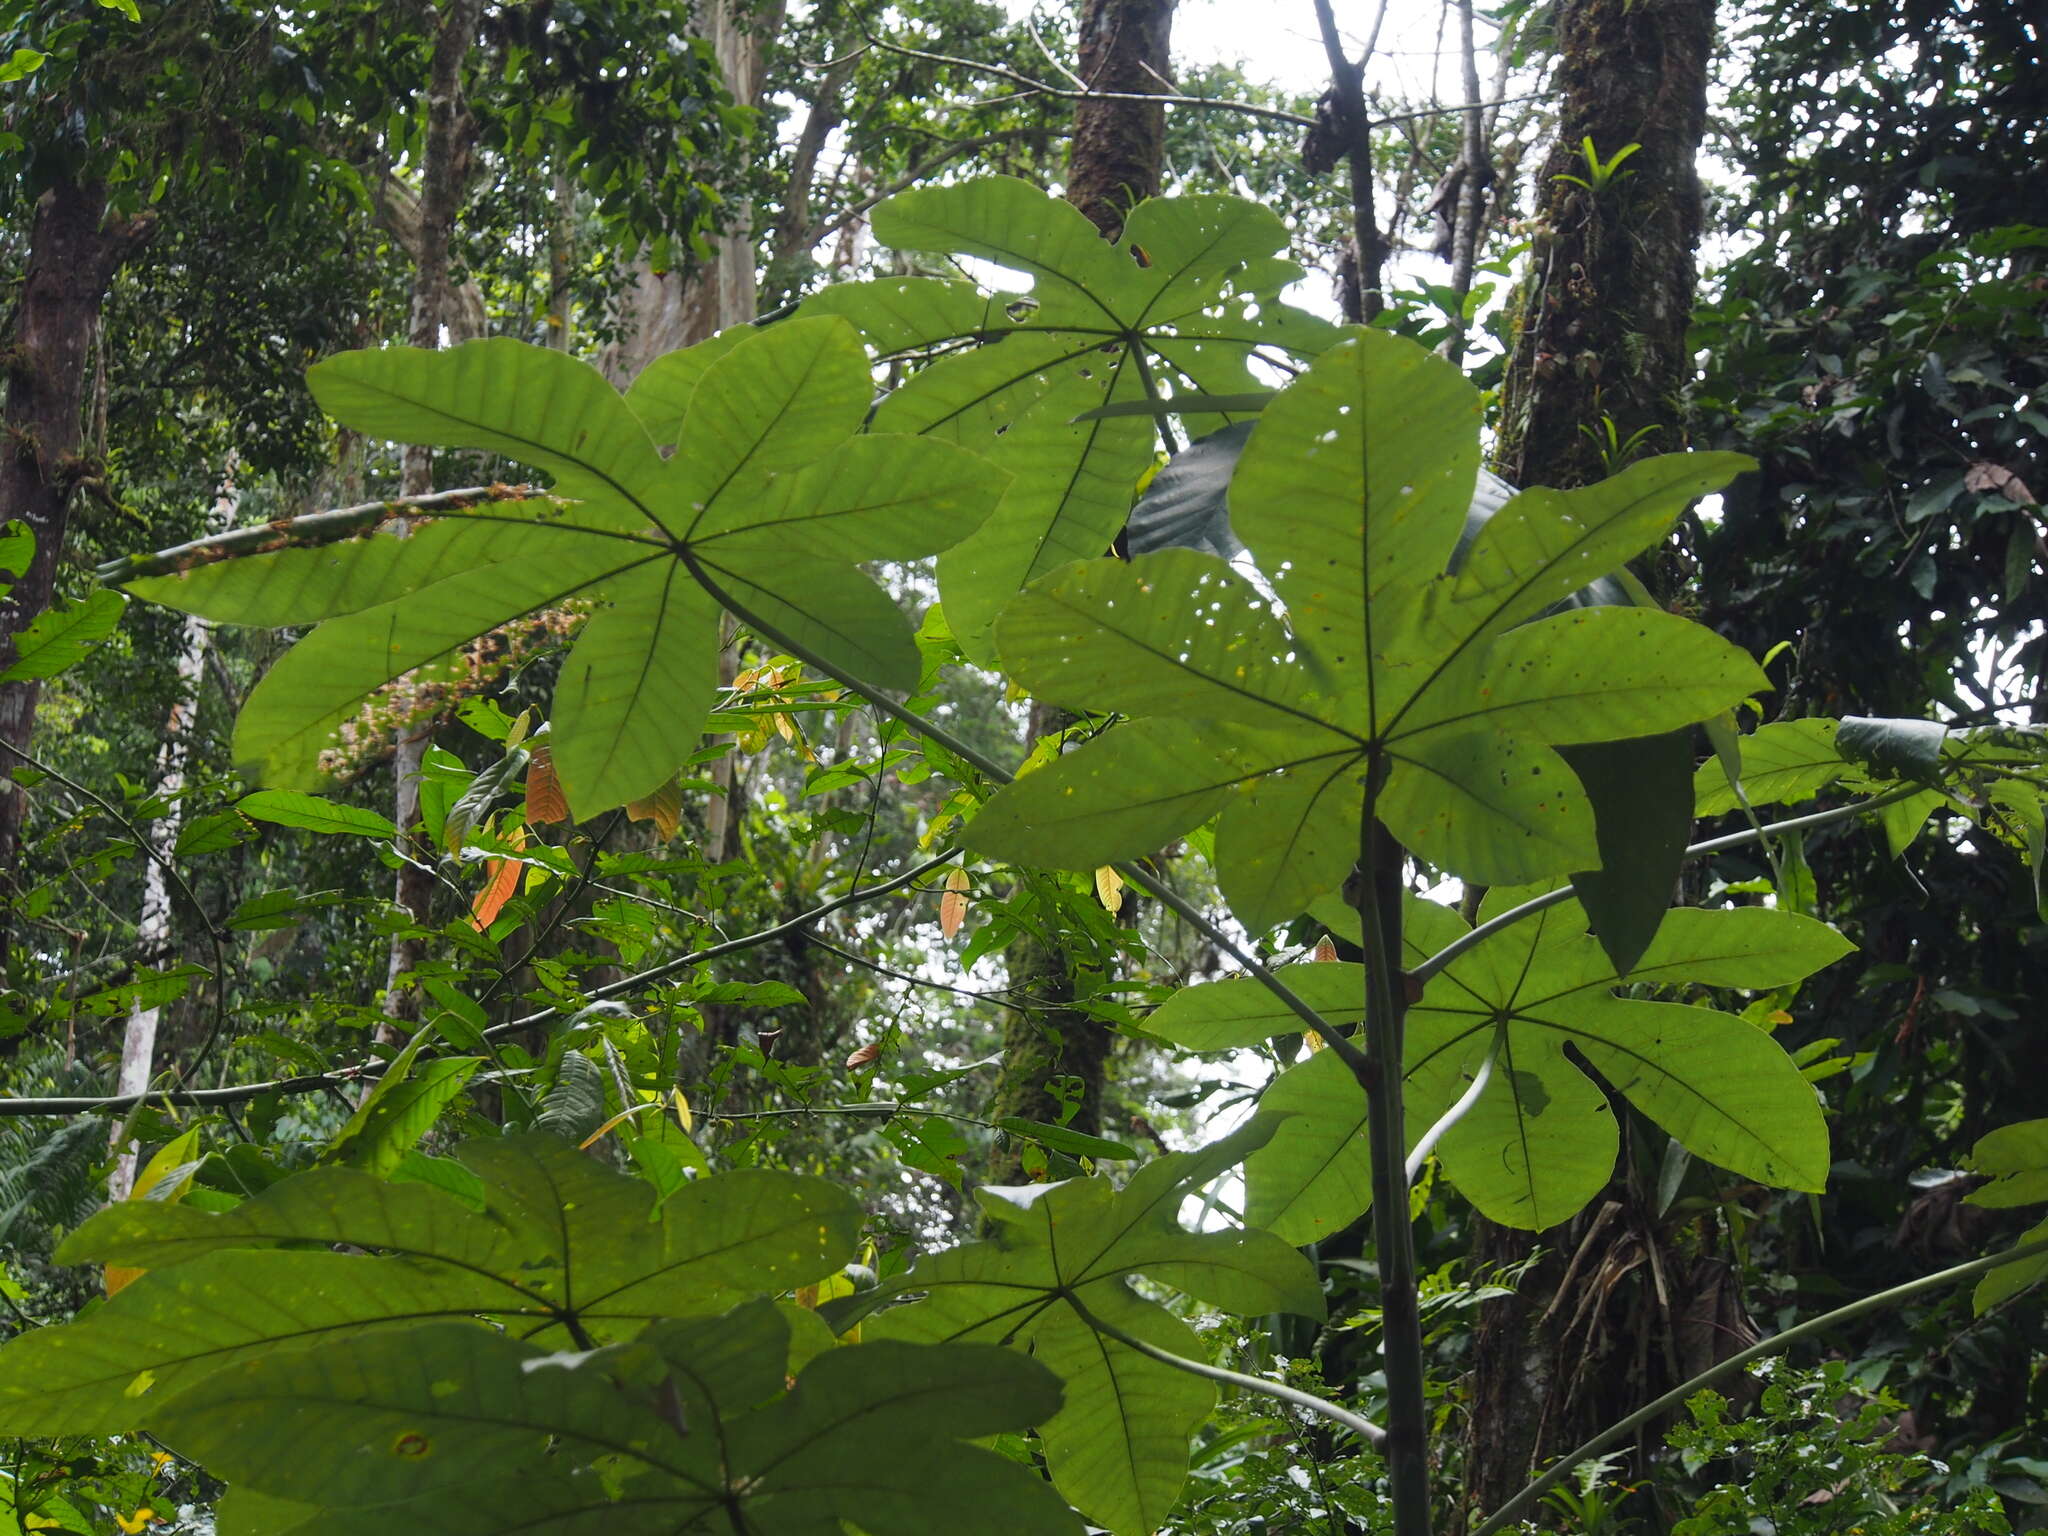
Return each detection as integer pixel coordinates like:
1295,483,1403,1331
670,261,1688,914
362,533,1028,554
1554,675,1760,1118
681,341,844,542
940,243,1127,332
1525,1005,1817,1168
330,377,676,540
1385,656,1737,746
1372,476,1690,747
578,561,694,772
1027,590,1356,738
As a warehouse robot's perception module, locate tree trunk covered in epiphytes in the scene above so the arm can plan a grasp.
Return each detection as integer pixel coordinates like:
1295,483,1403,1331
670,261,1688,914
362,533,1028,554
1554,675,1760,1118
984,0,1175,1188
1492,0,1713,509
1066,0,1175,240
380,0,484,1039
0,178,148,955
1458,1,1716,1526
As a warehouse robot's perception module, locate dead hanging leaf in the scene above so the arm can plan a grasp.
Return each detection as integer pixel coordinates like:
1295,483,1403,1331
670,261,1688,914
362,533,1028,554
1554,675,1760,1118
1094,865,1125,915
939,865,971,940
524,744,570,824
845,1040,882,1070
1314,936,1338,963
671,1087,694,1134
1966,460,2038,506
469,827,527,930
626,776,683,840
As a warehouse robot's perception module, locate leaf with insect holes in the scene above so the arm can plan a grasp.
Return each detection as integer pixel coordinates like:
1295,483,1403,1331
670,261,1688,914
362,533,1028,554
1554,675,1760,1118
801,177,1340,660
118,320,1005,818
967,328,1764,930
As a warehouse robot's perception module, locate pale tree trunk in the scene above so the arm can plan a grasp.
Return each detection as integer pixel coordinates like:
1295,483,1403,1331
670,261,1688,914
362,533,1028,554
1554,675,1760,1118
598,1,784,867
107,471,236,1200
985,0,1176,1188
379,0,484,1041
1456,0,1717,1525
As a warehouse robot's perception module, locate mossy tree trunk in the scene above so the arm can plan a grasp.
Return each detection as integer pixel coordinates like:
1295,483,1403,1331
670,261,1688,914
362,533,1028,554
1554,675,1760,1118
1458,0,1717,1526
984,0,1175,1188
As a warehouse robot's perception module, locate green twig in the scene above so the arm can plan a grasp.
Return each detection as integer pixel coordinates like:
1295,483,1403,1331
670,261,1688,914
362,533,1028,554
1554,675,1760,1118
1064,1291,1387,1449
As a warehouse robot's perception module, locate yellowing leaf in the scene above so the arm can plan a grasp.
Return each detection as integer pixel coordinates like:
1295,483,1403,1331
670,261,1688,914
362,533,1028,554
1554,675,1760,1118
578,1102,658,1150
1094,866,1125,915
626,776,682,841
940,866,971,940
671,1087,694,1134
1314,936,1338,964
116,1508,157,1533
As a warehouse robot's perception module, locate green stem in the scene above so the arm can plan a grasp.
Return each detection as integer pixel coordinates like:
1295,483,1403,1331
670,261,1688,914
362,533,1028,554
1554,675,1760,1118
1405,1026,1498,1184
1064,1292,1386,1449
1471,1233,2048,1536
1357,808,1432,1536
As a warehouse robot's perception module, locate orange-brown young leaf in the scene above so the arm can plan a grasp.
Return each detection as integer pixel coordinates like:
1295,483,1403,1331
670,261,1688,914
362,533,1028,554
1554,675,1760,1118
470,829,527,930
940,865,971,939
524,744,570,824
626,776,683,841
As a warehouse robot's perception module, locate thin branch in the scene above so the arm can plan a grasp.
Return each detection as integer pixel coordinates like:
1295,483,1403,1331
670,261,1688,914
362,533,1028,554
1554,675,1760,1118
0,847,962,1117
92,485,559,583
1473,1233,2048,1536
1065,1291,1387,1449
1312,0,1389,321
861,30,1318,129
0,744,232,1084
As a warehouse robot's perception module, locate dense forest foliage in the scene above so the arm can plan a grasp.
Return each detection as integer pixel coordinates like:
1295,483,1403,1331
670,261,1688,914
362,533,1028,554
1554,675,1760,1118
1,0,2043,1533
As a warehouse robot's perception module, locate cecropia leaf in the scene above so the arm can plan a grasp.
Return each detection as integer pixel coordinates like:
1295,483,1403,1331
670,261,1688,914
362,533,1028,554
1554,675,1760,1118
1147,894,1846,1238
968,327,1764,927
119,319,1004,815
854,1115,1321,1536
801,176,1340,659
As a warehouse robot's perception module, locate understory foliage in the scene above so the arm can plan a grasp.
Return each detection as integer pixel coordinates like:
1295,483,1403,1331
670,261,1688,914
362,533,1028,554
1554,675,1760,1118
4,167,2048,1536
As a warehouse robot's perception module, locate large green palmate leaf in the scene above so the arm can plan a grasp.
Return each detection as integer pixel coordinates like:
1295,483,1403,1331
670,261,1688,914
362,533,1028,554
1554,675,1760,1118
151,1299,1081,1536
799,177,1340,659
845,1116,1321,1536
965,329,1766,929
1146,896,1847,1238
119,319,1004,815
0,1134,859,1436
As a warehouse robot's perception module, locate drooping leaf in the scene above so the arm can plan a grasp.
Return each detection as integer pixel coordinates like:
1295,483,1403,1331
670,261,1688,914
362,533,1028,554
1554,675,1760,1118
118,322,1004,815
1837,714,1949,779
0,588,125,682
0,1137,859,1436
853,1116,1321,1535
802,178,1339,658
153,1300,1080,1536
1559,730,1697,975
1150,896,1845,1238
1693,718,1848,813
239,789,398,839
324,1036,479,1177
969,330,1764,928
